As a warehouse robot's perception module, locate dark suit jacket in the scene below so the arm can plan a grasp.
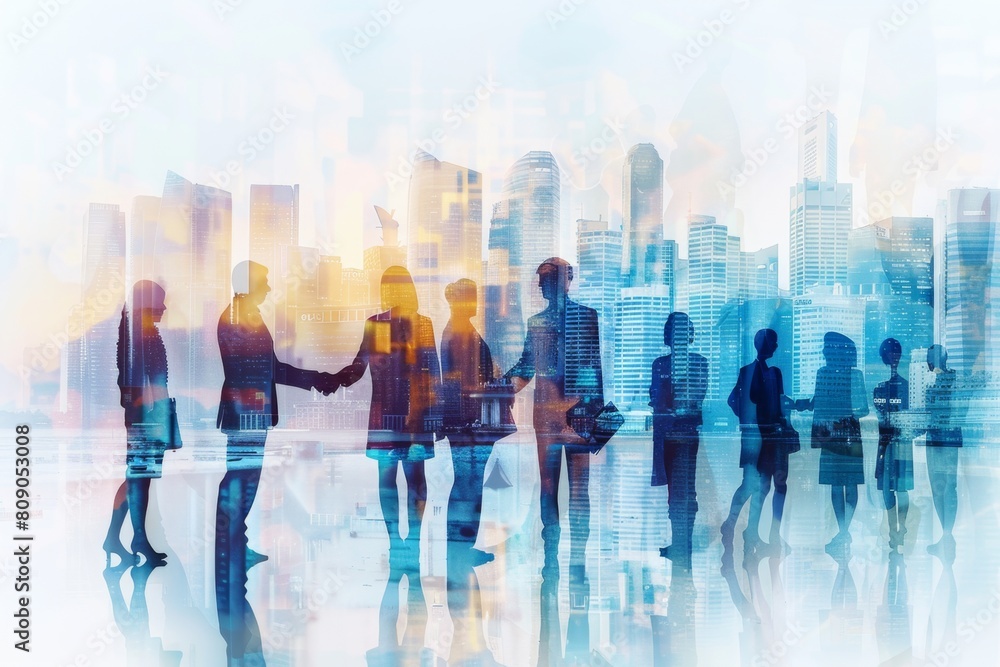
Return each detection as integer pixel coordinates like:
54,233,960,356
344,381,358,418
336,310,442,453
728,362,757,426
216,296,319,432
728,361,759,467
649,351,708,486
507,299,603,443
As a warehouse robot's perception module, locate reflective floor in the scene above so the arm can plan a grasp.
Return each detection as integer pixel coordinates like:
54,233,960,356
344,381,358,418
9,426,1000,666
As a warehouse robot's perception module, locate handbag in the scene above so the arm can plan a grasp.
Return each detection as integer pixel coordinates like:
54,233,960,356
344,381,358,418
773,419,800,454
165,397,182,450
568,400,624,454
812,417,861,457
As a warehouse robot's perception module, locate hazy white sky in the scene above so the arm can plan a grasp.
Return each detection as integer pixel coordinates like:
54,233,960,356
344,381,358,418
2,0,999,393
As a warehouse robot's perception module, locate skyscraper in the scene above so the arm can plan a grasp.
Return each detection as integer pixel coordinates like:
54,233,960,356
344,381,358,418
686,214,731,397
485,152,560,370
942,188,1000,383
790,180,853,296
485,200,524,373
407,152,482,326
662,238,679,311
156,170,233,423
364,206,407,304
76,203,126,427
128,195,161,289
798,110,838,183
576,217,622,395
622,144,664,288
613,286,671,410
848,217,934,388
250,184,301,353
790,111,852,297
249,184,300,277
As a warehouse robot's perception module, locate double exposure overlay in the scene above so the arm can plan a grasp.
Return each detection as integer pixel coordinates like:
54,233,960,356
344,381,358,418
2,2,1000,666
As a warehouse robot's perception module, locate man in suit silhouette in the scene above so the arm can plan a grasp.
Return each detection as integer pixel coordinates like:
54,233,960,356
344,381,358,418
507,258,603,582
214,260,332,662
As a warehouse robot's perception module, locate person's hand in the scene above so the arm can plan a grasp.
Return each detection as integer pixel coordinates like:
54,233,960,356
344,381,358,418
315,372,340,396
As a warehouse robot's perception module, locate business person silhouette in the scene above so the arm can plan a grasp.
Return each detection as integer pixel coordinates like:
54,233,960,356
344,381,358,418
104,280,176,566
749,329,800,556
334,266,442,571
506,258,603,583
723,328,797,557
800,332,868,560
215,260,331,664
650,312,708,569
441,278,512,569
873,338,913,551
722,332,765,557
924,344,962,562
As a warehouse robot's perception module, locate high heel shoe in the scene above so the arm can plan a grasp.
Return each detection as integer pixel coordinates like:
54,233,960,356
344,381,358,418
102,537,132,567
246,548,269,570
131,541,167,566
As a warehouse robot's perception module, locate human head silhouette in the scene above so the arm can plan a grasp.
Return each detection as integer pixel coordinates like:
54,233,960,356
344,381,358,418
445,278,477,320
927,344,948,372
380,266,419,314
537,258,573,303
754,328,778,360
664,312,695,349
130,280,166,324
823,332,857,368
232,261,271,305
880,338,902,368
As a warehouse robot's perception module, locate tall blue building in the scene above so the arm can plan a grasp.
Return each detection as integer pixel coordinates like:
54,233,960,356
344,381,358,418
622,144,664,288
942,188,1000,385
790,111,852,297
577,217,622,397
848,217,933,388
485,152,560,371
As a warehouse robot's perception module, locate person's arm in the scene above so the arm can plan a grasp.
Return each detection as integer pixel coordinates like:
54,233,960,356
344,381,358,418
334,318,374,388
418,317,444,438
505,325,534,392
590,310,604,402
649,356,663,409
273,357,321,391
691,355,709,407
851,369,870,418
479,332,497,384
728,368,743,417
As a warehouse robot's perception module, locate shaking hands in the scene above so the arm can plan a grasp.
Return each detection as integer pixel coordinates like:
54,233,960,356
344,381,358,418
315,371,341,396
